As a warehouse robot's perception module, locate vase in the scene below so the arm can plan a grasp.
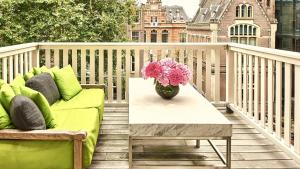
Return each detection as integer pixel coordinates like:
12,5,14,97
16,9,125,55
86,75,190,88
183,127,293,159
155,82,179,100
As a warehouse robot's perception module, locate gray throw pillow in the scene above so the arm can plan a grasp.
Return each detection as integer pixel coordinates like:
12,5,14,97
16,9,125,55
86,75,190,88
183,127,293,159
10,95,46,130
25,73,60,105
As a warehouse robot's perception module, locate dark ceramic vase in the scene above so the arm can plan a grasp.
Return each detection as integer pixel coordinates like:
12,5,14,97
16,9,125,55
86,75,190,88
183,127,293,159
155,82,179,100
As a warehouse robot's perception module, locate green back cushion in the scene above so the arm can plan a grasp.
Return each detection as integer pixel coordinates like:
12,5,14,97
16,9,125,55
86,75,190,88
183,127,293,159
53,65,82,101
0,84,16,112
0,103,12,129
20,86,56,128
24,71,35,81
34,66,58,79
0,80,5,87
10,75,26,95
33,67,42,75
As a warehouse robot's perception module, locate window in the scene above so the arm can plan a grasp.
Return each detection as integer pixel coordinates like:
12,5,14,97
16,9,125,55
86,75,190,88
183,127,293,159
162,30,168,43
241,5,246,17
151,30,157,43
267,0,270,7
229,24,258,46
132,31,139,42
144,31,147,42
151,16,158,22
236,4,253,18
248,6,252,17
180,33,187,43
236,6,240,17
230,27,234,35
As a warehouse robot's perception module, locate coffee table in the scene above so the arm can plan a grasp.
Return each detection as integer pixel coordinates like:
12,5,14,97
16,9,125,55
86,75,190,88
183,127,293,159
129,78,232,169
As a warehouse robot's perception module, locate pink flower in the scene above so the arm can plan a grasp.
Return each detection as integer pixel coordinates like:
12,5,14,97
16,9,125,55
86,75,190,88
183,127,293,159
142,61,162,79
168,68,185,86
141,58,191,86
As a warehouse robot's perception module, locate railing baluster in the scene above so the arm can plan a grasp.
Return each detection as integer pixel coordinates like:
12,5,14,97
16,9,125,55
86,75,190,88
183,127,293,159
197,49,203,93
107,49,113,101
24,52,28,72
54,49,59,67
248,55,253,117
179,49,184,65
243,54,248,113
254,56,259,122
28,51,32,70
98,49,104,84
205,48,212,100
233,52,238,105
2,58,7,83
284,63,292,146
81,49,86,84
267,59,274,133
20,53,24,75
135,48,140,77
45,49,51,68
72,49,77,76
188,48,194,83
294,65,300,154
275,61,282,138
63,49,68,67
125,49,131,101
9,56,13,83
90,49,95,84
214,48,220,102
14,55,19,77
237,52,242,109
116,49,122,102
260,58,266,127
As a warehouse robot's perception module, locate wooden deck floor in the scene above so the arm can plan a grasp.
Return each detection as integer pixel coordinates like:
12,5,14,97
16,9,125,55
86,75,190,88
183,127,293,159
87,105,300,169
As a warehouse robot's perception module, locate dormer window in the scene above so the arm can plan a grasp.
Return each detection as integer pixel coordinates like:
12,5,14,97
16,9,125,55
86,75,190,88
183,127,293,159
236,4,253,18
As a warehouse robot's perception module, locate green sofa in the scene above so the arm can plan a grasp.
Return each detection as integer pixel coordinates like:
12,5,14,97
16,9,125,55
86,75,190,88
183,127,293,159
0,75,105,169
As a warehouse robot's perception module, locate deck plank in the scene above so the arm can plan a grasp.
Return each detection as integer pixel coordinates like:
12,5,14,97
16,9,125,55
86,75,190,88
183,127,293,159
87,106,300,169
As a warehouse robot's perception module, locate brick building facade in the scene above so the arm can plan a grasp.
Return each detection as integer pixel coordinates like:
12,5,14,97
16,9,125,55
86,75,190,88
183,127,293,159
187,0,277,48
128,0,189,43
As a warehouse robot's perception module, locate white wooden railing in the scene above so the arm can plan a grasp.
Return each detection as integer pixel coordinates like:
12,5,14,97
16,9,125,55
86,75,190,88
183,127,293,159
0,42,300,162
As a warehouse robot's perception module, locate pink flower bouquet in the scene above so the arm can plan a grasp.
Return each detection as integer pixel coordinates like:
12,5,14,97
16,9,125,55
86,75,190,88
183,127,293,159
141,58,191,87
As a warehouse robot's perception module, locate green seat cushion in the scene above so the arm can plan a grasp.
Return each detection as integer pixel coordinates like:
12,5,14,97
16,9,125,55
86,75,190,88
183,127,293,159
53,65,82,101
0,103,13,129
0,140,73,169
20,86,56,128
10,75,26,95
0,84,16,112
52,108,100,167
51,88,104,112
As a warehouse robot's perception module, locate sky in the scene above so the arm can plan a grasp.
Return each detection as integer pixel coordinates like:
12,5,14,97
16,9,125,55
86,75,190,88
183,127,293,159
137,0,200,18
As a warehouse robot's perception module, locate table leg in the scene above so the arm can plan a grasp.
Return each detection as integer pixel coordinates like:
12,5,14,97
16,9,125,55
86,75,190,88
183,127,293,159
129,136,133,169
196,140,200,148
226,137,231,169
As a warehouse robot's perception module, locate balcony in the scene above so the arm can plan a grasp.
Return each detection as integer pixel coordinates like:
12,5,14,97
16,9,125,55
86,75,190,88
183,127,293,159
1,42,300,168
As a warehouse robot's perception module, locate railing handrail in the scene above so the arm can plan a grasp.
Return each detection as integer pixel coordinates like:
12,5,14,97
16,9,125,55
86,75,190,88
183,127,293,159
36,42,228,47
228,43,300,65
0,43,38,59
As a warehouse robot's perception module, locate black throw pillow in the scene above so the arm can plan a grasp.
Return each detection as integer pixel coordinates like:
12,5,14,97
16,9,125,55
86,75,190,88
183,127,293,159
25,73,60,105
10,95,46,130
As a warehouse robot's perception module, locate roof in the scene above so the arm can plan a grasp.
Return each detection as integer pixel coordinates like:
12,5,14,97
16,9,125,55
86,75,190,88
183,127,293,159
165,5,190,22
190,0,231,24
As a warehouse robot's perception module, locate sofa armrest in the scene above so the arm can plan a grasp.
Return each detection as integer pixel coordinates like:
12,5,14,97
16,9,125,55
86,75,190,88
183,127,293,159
0,129,86,141
81,84,106,89
0,129,86,169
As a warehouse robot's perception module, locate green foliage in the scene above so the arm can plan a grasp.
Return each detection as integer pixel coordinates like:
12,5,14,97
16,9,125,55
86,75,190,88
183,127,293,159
0,0,136,46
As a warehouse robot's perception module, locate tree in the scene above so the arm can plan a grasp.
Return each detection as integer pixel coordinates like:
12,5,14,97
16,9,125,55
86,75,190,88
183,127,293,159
0,0,136,46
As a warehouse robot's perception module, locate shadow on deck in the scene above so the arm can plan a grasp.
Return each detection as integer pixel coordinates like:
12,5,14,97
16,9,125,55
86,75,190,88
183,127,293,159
87,105,300,169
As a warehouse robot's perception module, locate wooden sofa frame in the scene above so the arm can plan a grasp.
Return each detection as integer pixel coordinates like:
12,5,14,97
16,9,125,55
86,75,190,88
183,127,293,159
0,84,105,169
